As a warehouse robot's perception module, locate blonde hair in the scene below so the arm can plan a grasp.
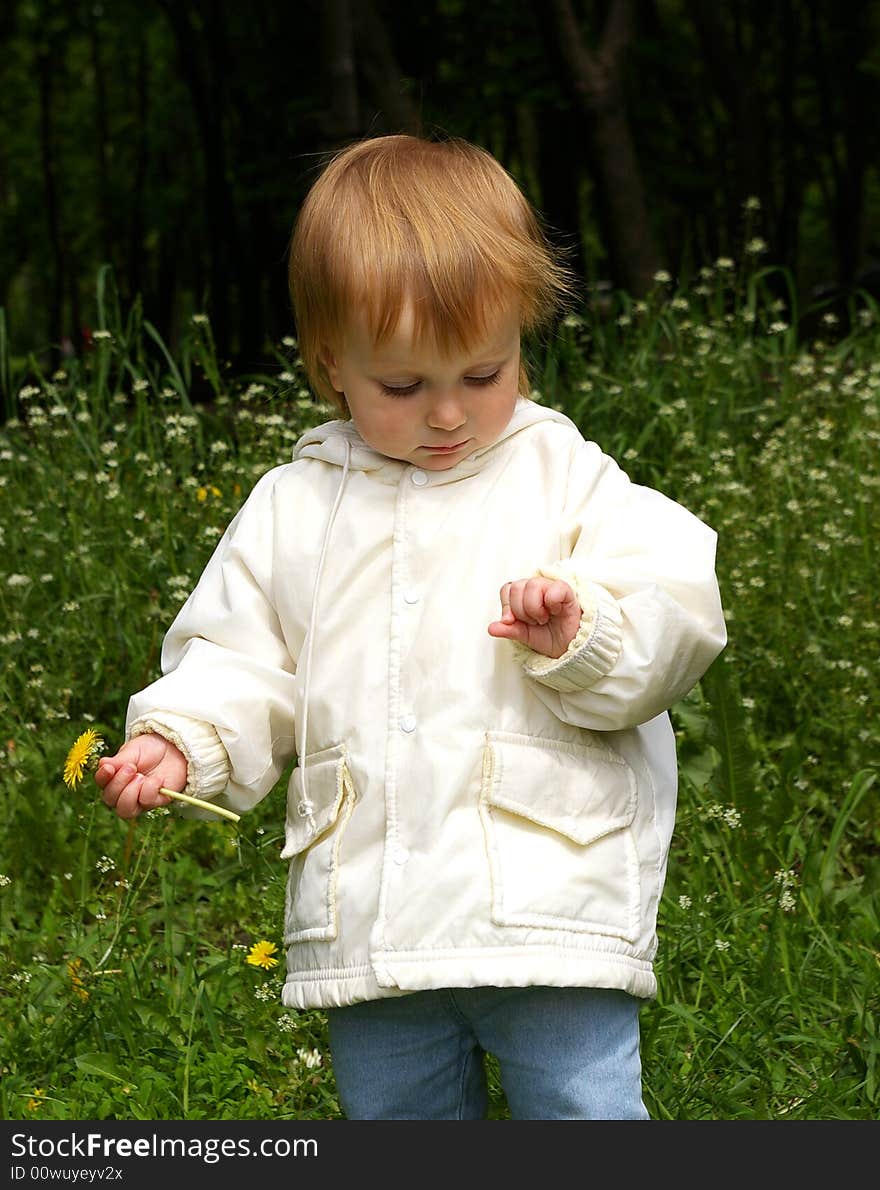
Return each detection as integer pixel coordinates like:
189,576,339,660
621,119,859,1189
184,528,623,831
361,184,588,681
288,134,576,414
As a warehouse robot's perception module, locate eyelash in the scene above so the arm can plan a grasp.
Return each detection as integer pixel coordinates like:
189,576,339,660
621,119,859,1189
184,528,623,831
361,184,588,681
379,371,503,398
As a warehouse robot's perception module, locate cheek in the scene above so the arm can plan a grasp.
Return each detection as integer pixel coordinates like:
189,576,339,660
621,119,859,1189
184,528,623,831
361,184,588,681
350,398,409,447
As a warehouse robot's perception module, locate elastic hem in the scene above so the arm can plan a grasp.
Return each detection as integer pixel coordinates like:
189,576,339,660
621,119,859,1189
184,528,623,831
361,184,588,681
281,947,656,1010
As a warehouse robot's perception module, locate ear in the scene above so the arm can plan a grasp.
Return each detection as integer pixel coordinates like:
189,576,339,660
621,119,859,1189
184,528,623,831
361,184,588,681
319,344,343,392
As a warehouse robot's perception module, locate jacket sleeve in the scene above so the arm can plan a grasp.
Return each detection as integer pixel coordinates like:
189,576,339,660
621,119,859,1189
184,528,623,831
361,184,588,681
513,438,727,731
125,468,298,815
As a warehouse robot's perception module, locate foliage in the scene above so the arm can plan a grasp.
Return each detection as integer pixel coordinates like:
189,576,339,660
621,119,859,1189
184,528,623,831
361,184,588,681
4,0,880,376
0,257,877,1119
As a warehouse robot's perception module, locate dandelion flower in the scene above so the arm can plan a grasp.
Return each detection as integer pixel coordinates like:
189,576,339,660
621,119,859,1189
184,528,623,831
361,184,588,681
63,729,106,790
67,958,90,1002
246,940,280,970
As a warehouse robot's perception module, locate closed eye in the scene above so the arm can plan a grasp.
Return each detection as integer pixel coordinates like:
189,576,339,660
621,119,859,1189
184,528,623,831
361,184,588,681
379,370,502,399
466,370,503,388
379,380,420,397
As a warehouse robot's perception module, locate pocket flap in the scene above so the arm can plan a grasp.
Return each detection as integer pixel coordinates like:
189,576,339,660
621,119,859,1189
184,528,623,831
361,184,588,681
483,731,636,846
281,742,350,859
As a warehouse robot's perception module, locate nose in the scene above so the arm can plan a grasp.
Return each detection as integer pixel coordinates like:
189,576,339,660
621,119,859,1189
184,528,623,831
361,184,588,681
426,390,467,432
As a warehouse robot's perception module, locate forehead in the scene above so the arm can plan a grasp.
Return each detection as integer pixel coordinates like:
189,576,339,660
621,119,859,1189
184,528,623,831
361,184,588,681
344,300,520,366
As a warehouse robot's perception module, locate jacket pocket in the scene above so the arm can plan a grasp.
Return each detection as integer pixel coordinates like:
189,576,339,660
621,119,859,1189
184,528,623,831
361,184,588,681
479,730,639,940
281,741,356,943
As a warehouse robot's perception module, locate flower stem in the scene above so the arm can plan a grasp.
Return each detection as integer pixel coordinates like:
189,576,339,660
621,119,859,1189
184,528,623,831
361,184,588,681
159,787,241,823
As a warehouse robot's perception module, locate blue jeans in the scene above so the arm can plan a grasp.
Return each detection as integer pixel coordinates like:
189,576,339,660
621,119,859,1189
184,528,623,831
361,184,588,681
326,985,649,1120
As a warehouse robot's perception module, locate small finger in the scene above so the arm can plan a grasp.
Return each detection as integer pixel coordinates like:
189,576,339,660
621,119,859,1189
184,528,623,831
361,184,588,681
544,580,575,612
100,763,139,810
139,773,174,807
522,580,550,625
94,759,116,790
498,582,516,623
115,773,146,820
507,581,534,625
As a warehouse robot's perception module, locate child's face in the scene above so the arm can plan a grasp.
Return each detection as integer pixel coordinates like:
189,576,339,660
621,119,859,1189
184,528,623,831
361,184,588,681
322,303,521,470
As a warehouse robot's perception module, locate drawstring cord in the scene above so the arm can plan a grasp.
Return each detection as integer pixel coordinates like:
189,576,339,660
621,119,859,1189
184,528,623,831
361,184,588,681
298,437,352,824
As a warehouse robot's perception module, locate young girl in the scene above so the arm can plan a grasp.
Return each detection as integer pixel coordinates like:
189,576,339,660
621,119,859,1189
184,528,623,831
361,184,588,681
95,134,726,1120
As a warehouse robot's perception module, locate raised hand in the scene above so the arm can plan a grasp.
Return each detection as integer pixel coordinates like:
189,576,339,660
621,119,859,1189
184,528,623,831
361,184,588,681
488,577,581,659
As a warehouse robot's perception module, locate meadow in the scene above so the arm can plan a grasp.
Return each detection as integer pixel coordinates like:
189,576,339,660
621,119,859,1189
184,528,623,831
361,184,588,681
0,257,877,1120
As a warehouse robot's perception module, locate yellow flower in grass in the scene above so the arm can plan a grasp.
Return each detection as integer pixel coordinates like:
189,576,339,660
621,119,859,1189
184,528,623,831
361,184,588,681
246,940,279,970
67,958,90,1002
63,729,106,790
26,1087,45,1112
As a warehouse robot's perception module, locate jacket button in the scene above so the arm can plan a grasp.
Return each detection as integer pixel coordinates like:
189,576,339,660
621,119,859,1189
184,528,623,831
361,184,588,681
399,714,417,733
393,847,410,866
403,587,420,604
410,470,428,486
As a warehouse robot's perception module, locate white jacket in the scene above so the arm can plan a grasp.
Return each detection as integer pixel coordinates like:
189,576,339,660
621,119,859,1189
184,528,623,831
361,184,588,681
127,398,726,1009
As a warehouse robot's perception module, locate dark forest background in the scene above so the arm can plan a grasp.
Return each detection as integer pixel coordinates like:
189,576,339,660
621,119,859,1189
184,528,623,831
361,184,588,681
4,0,880,373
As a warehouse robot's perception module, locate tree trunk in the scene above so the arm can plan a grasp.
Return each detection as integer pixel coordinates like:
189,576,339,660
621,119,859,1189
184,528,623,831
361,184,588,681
157,0,244,360
88,11,114,275
36,40,64,363
321,0,360,143
353,0,422,136
127,37,150,315
773,0,805,276
533,102,586,286
809,1,869,286
540,0,662,296
690,1,766,245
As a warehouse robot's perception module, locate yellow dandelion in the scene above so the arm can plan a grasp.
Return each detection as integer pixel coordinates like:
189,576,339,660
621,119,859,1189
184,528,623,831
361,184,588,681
246,940,279,970
67,958,90,1002
63,729,106,790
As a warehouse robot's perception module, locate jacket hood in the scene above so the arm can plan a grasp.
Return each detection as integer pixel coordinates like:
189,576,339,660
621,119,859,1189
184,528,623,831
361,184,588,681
292,397,575,481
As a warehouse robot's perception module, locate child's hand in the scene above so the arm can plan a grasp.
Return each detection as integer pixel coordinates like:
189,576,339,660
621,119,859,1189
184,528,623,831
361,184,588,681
94,733,187,820
488,577,582,659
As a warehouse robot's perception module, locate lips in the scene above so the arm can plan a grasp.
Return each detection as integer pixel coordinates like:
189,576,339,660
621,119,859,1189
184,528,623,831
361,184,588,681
423,440,469,452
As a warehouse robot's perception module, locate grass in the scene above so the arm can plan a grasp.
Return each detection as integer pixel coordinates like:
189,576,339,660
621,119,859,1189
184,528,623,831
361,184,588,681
0,257,877,1120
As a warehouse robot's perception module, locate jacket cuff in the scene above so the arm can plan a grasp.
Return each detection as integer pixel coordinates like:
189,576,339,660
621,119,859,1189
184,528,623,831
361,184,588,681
128,712,230,799
514,564,623,695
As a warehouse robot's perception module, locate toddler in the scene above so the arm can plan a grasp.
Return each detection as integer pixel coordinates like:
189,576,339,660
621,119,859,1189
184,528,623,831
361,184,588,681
96,134,727,1120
